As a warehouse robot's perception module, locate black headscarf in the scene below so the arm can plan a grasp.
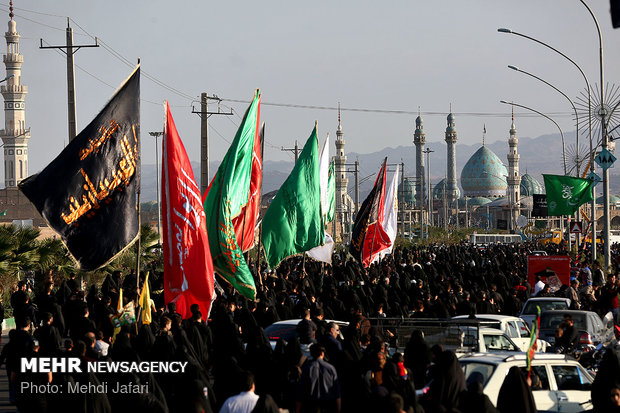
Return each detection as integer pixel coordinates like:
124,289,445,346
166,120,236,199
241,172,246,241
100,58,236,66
457,371,498,413
496,366,537,413
426,350,465,411
592,348,620,412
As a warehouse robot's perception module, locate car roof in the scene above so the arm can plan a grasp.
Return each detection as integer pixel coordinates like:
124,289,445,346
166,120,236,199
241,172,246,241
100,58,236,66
524,297,571,303
460,352,574,363
452,314,523,322
540,310,597,316
266,319,349,327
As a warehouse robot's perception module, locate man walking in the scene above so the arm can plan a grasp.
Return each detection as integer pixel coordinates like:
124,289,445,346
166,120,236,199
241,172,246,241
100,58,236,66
297,344,341,413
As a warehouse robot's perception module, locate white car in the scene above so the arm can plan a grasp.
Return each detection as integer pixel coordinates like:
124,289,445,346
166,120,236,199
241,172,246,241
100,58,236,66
452,314,548,352
519,297,571,328
460,353,593,412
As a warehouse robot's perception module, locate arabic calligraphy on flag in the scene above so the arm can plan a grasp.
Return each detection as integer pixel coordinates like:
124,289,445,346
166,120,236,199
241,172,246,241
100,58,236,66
19,66,140,271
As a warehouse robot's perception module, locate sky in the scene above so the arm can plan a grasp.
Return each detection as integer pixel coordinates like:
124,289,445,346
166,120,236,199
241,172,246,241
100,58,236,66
3,0,620,184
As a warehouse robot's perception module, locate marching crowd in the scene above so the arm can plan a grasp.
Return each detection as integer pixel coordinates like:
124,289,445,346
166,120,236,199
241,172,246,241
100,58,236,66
2,241,620,412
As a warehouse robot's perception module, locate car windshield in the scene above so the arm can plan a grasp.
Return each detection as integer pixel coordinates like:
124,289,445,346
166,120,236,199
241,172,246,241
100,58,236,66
540,313,587,331
516,320,531,338
460,362,496,386
523,300,569,315
264,324,297,342
483,334,518,351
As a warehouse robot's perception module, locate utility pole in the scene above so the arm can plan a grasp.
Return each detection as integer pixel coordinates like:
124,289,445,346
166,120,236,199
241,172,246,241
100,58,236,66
192,93,233,194
401,162,405,236
40,18,99,141
281,140,299,163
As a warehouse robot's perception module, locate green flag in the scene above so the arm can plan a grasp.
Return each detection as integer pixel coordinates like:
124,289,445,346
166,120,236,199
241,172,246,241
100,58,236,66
262,124,324,268
203,91,260,300
543,174,594,216
325,162,335,224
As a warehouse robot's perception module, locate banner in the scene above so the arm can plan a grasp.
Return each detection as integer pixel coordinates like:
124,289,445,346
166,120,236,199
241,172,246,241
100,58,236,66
532,194,548,217
373,168,399,263
543,174,594,216
162,102,214,318
527,255,570,289
19,67,140,271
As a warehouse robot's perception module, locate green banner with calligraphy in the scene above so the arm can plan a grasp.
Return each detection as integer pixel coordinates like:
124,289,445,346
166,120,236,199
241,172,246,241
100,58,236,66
19,66,140,271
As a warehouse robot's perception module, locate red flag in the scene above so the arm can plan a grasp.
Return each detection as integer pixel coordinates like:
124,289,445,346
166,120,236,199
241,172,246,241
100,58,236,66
162,102,214,319
350,158,392,267
232,122,263,252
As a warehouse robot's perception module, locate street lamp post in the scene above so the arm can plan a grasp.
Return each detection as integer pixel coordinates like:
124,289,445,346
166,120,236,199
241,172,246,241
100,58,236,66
498,27,597,262
149,131,163,244
576,0,610,269
507,65,581,175
500,101,567,175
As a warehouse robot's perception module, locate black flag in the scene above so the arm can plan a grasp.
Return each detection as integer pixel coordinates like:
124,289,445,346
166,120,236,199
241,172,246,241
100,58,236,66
19,66,140,271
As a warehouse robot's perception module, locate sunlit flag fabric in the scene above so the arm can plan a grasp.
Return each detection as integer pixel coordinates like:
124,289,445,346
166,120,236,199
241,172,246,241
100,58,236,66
162,102,214,319
139,271,152,325
350,158,391,267
543,174,594,216
18,66,140,271
262,124,324,269
307,135,335,264
373,167,399,263
203,91,261,300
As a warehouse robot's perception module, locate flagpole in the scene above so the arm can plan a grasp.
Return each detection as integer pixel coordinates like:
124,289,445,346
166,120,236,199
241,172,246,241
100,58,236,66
135,59,142,292
256,123,265,288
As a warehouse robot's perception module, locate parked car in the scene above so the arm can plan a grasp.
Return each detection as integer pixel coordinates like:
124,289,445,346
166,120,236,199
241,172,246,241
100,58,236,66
452,314,548,352
263,319,348,351
538,310,614,348
460,353,594,412
519,297,571,327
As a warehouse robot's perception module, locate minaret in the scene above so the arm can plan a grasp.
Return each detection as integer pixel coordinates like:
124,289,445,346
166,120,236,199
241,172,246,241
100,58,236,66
413,109,425,208
334,104,349,240
1,1,29,188
445,108,458,205
507,109,521,227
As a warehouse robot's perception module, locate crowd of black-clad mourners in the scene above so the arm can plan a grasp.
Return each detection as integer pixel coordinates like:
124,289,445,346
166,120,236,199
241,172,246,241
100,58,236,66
3,241,620,413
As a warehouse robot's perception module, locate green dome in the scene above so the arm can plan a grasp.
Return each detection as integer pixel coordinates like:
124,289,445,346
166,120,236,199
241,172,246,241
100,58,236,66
596,195,620,205
458,196,492,208
460,146,508,198
398,177,417,205
520,173,544,196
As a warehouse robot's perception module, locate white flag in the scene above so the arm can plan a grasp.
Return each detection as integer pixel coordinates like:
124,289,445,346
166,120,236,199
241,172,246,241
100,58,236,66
306,233,335,264
373,168,399,263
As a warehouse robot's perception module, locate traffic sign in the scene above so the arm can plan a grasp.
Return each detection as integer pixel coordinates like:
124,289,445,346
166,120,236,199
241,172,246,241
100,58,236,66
587,171,602,186
595,148,616,170
570,221,583,234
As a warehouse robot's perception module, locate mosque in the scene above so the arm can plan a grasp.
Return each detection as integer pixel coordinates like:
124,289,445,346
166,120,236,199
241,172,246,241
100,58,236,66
410,110,548,233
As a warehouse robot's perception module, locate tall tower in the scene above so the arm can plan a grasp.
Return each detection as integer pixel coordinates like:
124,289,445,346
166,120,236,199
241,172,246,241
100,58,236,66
445,110,458,205
507,110,521,229
334,104,350,240
413,111,425,208
1,2,29,188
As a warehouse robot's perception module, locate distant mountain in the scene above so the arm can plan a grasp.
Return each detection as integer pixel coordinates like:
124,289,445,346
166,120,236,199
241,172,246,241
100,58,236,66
140,132,620,202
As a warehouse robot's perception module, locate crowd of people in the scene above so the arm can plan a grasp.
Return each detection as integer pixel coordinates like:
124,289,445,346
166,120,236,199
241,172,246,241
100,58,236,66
2,241,620,412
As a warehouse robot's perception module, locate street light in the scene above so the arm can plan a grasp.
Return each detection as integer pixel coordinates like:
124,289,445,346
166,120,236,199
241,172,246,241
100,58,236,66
500,100,567,175
498,27,597,262
507,65,581,175
575,0,610,270
149,131,163,244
